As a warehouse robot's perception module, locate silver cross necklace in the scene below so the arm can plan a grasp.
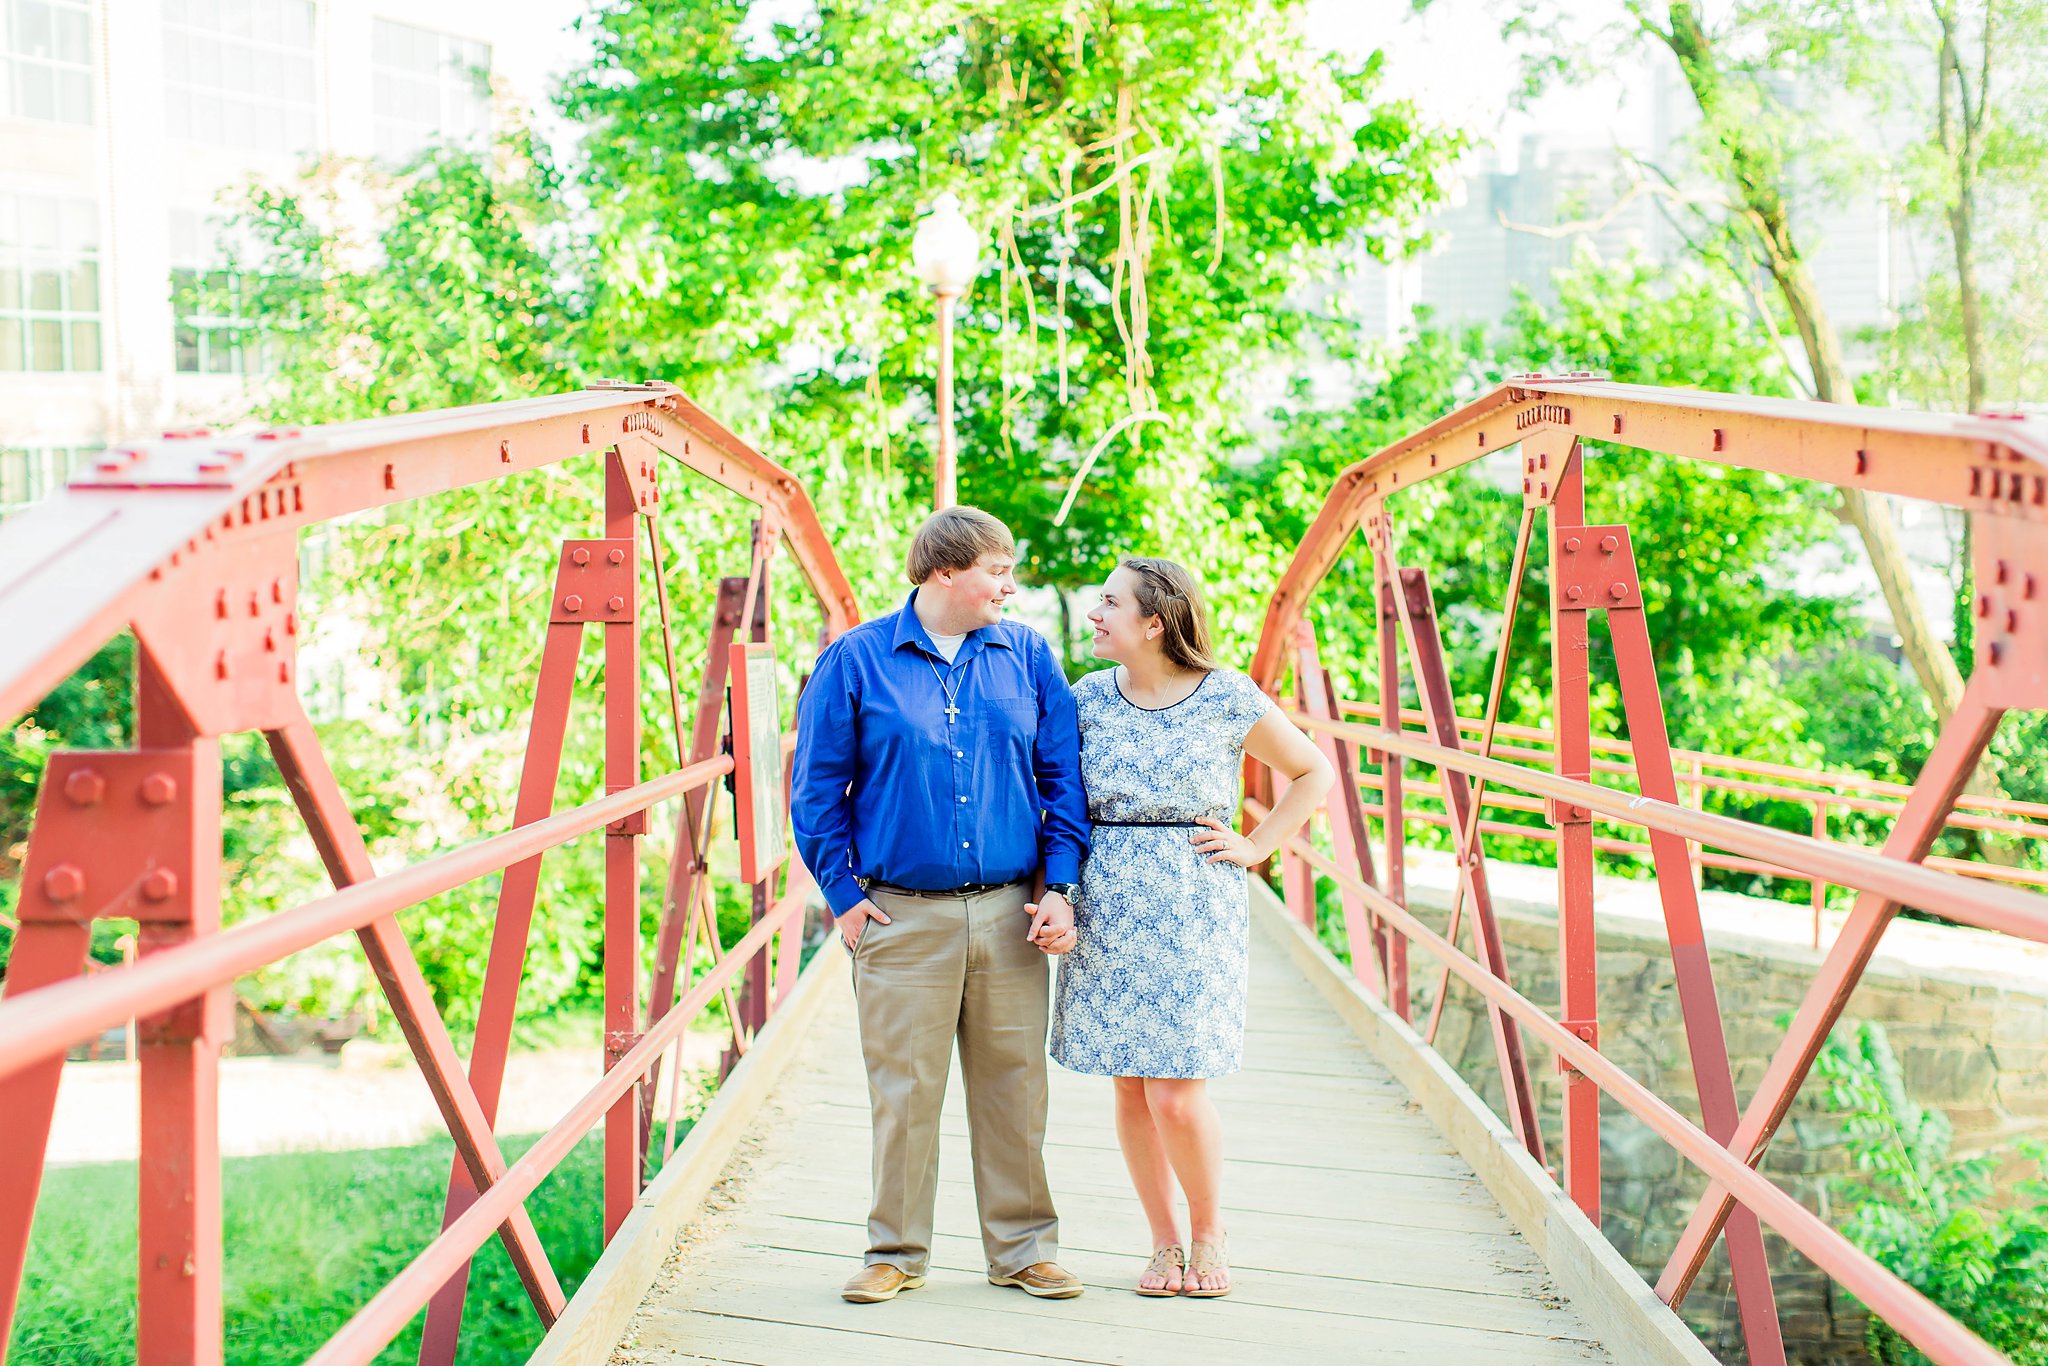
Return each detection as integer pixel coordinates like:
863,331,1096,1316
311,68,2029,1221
926,651,969,724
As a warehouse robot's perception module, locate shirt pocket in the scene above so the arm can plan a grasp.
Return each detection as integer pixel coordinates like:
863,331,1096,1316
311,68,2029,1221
983,695,1039,747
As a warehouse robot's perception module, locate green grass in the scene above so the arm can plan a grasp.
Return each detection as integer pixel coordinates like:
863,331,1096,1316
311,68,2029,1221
11,1129,640,1365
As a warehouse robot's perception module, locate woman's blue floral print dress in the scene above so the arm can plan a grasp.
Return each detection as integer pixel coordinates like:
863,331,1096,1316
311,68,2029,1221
1049,666,1276,1079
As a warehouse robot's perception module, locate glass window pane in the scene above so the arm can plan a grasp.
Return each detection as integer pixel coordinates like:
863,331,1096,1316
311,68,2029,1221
0,319,22,370
27,268,59,310
57,69,90,124
0,269,18,310
69,320,97,370
69,260,96,310
21,198,57,249
29,318,62,370
56,7,90,63
19,4,55,56
175,324,200,372
19,64,54,121
63,199,95,248
205,330,233,373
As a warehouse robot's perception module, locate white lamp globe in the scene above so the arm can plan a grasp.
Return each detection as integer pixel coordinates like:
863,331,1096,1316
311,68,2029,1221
911,192,981,295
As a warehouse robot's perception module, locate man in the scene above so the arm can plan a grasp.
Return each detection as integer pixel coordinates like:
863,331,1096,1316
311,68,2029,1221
792,506,1090,1305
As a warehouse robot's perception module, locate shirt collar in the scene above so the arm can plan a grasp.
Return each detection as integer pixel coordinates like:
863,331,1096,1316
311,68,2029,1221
894,589,1013,661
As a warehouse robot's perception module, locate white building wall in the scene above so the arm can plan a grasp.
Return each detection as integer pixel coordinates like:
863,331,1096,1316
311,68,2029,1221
0,0,547,513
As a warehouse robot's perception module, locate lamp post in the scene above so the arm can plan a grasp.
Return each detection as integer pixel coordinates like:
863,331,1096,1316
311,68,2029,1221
910,192,979,510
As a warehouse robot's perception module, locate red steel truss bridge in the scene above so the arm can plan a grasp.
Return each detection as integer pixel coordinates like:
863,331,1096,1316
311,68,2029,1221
0,377,2042,1365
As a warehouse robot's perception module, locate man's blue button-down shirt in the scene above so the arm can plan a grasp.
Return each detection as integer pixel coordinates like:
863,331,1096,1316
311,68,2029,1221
792,591,1090,917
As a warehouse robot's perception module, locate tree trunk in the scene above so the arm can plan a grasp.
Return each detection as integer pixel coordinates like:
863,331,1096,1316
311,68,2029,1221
1662,2,1969,725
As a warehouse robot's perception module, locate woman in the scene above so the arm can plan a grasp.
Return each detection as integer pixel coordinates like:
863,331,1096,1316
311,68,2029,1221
1045,556,1335,1297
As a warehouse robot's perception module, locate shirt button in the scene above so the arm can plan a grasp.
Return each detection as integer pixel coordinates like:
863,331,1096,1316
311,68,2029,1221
958,796,968,804
962,840,971,848
954,750,964,758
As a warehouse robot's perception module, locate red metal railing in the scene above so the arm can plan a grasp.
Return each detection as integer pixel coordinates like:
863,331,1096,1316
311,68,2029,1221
0,384,855,1365
1340,699,2048,944
1246,375,2048,1366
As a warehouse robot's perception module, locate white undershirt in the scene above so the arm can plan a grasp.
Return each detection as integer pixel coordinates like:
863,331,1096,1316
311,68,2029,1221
929,630,966,664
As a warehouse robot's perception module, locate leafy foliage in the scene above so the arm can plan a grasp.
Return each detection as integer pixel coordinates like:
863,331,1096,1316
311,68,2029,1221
1816,1022,2048,1364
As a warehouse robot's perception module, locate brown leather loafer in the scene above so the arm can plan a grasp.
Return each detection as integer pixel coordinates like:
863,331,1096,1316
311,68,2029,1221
841,1263,925,1303
988,1261,1085,1299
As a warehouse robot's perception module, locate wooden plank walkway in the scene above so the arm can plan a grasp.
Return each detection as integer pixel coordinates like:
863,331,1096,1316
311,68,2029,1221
619,912,1614,1365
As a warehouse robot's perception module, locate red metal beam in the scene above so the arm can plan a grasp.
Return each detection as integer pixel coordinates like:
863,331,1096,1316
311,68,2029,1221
0,757,733,1086
1249,378,2046,696
0,384,859,727
1656,685,2007,1307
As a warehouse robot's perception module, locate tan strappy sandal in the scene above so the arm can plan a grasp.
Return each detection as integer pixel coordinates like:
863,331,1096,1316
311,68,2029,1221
1136,1244,1185,1297
1185,1237,1231,1297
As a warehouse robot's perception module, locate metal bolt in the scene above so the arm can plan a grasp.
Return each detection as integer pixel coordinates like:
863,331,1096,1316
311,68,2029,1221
264,629,277,653
607,548,625,565
1539,452,1548,469
1989,642,2004,665
2008,610,2020,633
607,595,626,614
563,595,583,614
500,440,511,463
581,423,591,443
271,577,284,603
43,865,84,903
1539,481,1549,499
571,548,590,566
215,591,229,620
1609,583,1628,600
1612,415,1623,435
1566,585,1584,601
1564,537,1582,553
1600,535,1619,553
215,653,230,681
1523,478,1531,494
285,612,298,636
1978,593,1991,618
2026,574,2038,600
248,593,260,617
140,774,178,806
279,661,291,684
64,769,105,806
1996,560,2010,585
141,869,178,903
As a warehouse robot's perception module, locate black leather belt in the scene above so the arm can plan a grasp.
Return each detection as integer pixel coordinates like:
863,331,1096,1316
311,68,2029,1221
864,879,1017,899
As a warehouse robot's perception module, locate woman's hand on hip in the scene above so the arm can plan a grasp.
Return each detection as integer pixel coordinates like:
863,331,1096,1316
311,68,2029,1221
1192,817,1261,867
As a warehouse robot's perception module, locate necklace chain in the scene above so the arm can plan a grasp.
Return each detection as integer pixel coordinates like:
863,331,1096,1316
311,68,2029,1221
927,651,968,724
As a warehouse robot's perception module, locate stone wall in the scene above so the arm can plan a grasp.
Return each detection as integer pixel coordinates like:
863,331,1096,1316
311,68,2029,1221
1376,851,2048,1364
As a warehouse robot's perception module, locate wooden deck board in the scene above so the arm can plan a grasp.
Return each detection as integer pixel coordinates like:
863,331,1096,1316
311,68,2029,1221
620,915,1614,1365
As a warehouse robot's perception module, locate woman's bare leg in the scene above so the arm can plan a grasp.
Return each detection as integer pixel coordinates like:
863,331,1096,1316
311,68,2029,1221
1143,1077,1228,1291
1113,1076,1185,1291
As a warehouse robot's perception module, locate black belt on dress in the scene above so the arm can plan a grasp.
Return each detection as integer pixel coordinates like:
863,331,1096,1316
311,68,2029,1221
863,878,1018,899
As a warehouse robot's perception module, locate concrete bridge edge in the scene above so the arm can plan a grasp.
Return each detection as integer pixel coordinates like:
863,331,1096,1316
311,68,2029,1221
530,942,852,1366
1248,880,1722,1366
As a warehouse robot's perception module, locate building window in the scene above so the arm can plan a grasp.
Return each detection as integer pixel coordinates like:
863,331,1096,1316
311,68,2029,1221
169,210,260,375
0,192,100,372
163,0,316,155
372,19,489,161
0,443,96,515
0,0,94,124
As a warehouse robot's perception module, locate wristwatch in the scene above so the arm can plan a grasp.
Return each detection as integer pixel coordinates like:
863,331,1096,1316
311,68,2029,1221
1044,882,1080,904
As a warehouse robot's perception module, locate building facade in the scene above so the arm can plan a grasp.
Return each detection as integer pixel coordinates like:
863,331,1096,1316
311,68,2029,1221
0,0,511,513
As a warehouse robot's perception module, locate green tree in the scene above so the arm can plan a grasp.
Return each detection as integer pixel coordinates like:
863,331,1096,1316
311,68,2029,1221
1816,1021,2048,1364
563,0,1461,652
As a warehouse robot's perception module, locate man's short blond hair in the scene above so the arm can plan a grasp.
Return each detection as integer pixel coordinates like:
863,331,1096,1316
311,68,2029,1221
906,506,1016,585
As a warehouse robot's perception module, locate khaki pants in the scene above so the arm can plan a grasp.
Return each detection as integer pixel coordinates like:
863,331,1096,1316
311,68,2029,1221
850,881,1056,1277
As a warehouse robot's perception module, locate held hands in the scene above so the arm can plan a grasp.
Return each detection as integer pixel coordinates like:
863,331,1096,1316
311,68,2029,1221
1192,817,1263,867
838,898,891,951
1026,891,1077,956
